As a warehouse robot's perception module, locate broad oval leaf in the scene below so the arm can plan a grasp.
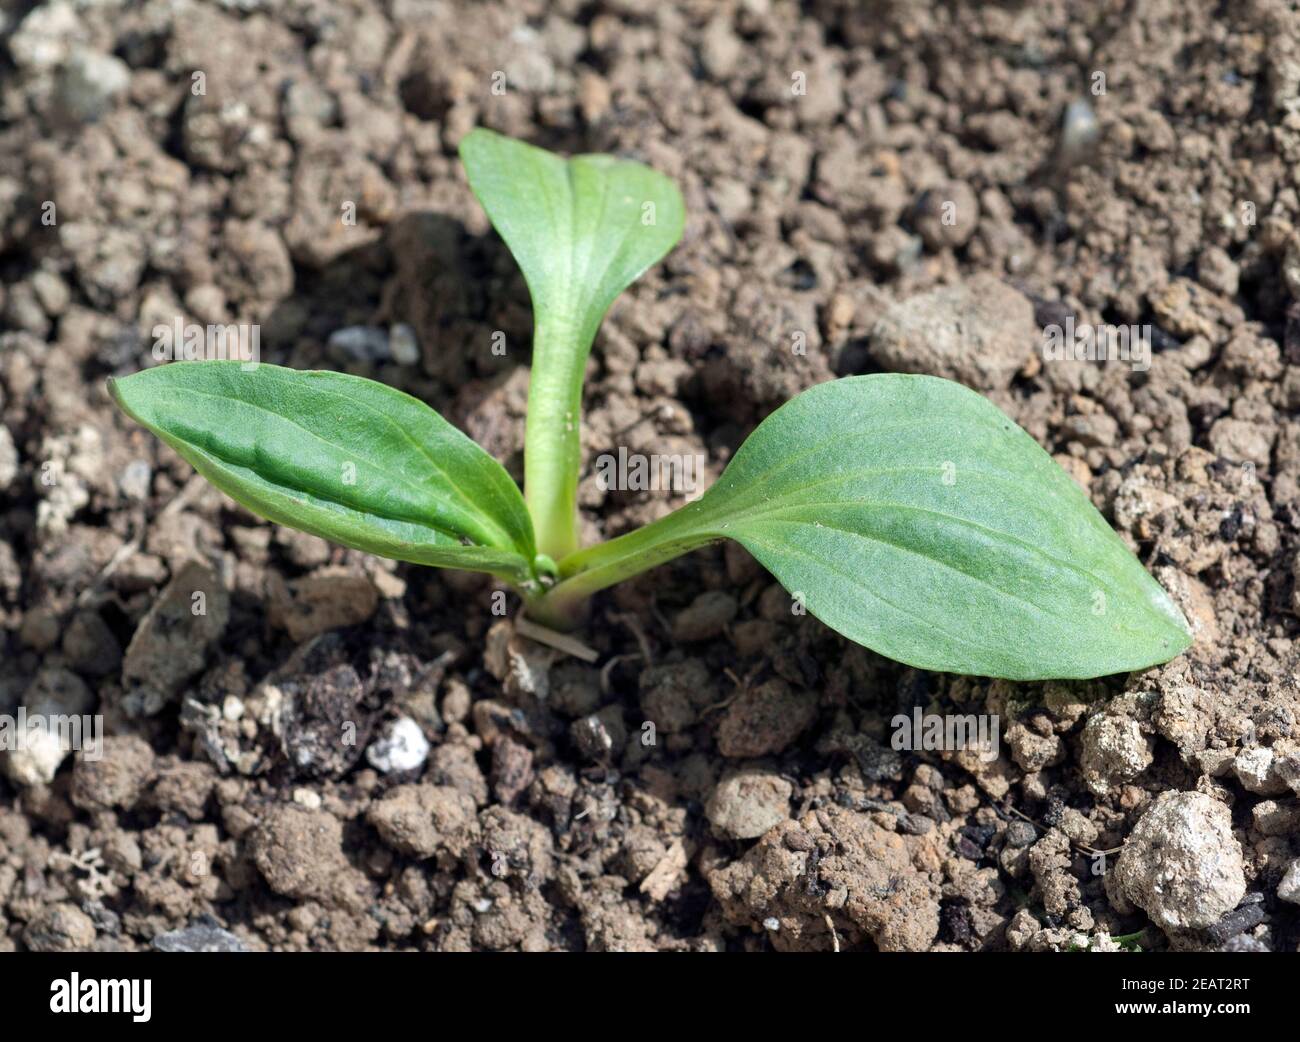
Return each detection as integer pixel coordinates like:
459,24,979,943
110,362,536,582
459,127,686,355
689,374,1191,679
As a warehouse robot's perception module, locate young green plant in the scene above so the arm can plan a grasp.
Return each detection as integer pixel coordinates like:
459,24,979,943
109,128,1192,681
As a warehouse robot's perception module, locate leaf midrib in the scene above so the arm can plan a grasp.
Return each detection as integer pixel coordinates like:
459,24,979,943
738,527,1017,665
744,512,1106,633
308,379,521,548
170,387,508,548
726,495,1122,607
178,436,530,578
169,432,471,543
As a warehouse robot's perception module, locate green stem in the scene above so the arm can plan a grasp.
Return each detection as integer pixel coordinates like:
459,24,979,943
525,500,719,626
525,315,586,561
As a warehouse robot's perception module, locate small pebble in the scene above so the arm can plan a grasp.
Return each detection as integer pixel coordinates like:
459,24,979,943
1106,791,1246,930
1277,859,1300,905
1059,98,1100,159
570,713,614,762
389,323,420,364
119,459,152,500
329,325,390,361
365,717,430,774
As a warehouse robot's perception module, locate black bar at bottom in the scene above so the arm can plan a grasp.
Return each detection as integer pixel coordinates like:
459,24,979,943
0,950,1286,1027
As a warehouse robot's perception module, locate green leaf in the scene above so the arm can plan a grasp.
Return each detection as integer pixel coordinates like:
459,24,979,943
459,128,686,560
109,362,536,583
548,375,1191,680
459,127,685,357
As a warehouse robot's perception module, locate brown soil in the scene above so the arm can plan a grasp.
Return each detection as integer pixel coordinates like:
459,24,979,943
1,0,1298,952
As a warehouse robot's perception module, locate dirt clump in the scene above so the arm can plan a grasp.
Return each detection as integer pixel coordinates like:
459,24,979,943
708,805,942,952
1106,791,1247,933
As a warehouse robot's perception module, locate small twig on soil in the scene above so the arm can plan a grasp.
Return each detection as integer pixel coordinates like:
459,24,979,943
701,665,761,716
76,531,141,607
77,475,207,607
824,914,841,953
514,615,599,662
414,649,458,692
160,474,206,519
609,610,654,666
600,653,640,696
649,599,672,637
596,612,655,695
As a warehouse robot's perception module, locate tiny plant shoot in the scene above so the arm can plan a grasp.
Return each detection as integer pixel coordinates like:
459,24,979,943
110,128,1192,681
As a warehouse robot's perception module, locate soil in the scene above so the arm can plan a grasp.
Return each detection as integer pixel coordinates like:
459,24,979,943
1,0,1299,952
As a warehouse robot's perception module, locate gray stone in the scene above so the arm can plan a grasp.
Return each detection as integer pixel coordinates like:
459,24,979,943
122,561,229,716
328,325,390,361
153,918,248,952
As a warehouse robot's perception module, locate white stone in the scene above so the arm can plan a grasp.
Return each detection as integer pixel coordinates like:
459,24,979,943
1,668,94,787
365,717,429,774
3,724,71,787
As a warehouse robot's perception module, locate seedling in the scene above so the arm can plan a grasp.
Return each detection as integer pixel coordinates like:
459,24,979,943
110,129,1192,680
